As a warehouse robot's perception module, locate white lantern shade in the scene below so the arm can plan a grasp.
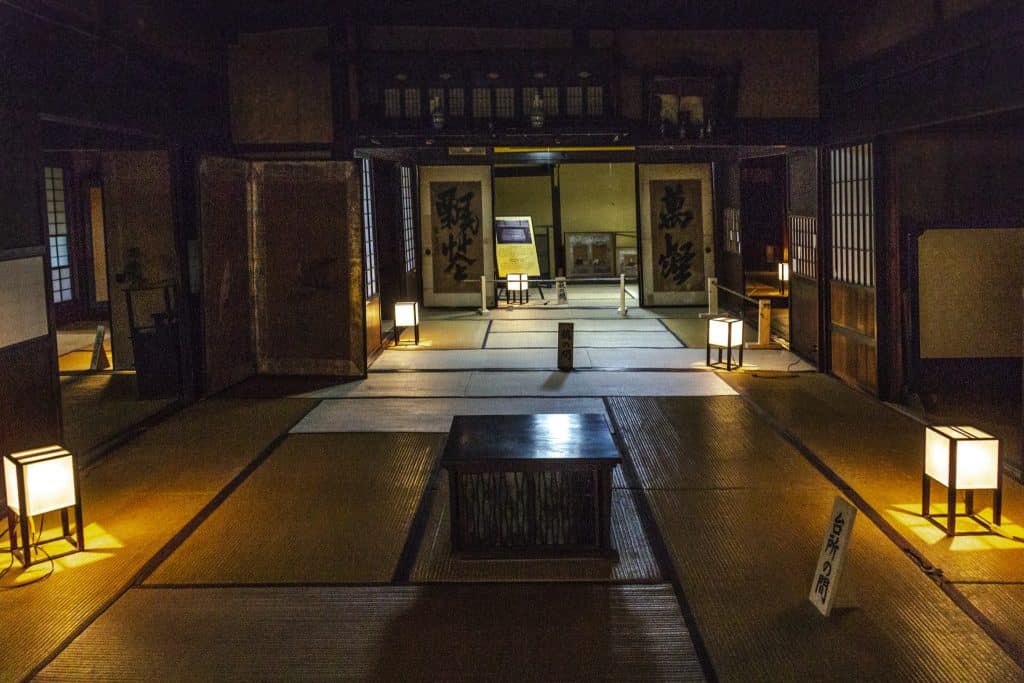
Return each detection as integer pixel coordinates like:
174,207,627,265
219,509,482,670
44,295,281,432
925,425,1000,490
4,445,77,517
708,317,743,348
508,273,528,292
394,301,420,327
778,262,790,282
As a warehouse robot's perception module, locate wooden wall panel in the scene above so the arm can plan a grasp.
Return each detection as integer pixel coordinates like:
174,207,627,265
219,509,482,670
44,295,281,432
787,150,817,217
790,276,819,364
365,298,382,356
199,157,254,394
229,29,333,145
373,162,402,336
830,281,876,338
0,337,61,457
0,110,46,250
830,280,878,393
0,108,61,461
831,327,879,394
101,151,179,369
252,162,364,376
823,4,1024,140
786,151,819,365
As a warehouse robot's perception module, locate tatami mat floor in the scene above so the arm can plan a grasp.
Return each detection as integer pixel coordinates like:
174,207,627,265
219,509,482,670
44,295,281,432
12,304,1022,680
609,395,1024,680
371,347,815,372
146,433,443,585
292,397,611,433
37,584,703,681
0,399,317,682
301,370,738,399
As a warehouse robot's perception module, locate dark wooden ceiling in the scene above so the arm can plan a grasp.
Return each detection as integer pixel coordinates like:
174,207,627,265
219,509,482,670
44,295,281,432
200,0,833,33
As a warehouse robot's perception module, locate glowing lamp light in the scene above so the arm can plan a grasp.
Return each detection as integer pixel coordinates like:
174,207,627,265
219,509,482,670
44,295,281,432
706,316,744,370
778,262,790,296
506,274,529,304
922,425,1003,536
4,445,85,567
394,301,420,346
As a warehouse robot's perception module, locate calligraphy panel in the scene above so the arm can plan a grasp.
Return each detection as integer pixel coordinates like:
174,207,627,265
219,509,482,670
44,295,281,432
639,164,714,306
429,181,484,294
650,179,704,292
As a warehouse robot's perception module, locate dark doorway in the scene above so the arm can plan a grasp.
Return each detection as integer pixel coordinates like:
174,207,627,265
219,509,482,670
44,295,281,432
740,155,789,339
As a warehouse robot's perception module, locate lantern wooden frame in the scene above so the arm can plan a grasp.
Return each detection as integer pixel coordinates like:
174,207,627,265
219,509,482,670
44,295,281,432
706,316,744,370
922,425,1003,536
4,445,85,567
394,301,420,346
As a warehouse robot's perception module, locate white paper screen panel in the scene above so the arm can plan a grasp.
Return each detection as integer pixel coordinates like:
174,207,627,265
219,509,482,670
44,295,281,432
0,257,49,349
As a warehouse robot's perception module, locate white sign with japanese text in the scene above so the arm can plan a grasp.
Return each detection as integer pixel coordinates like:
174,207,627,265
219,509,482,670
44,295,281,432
809,496,857,616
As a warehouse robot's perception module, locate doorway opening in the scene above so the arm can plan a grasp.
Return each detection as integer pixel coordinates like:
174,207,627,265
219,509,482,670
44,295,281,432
739,155,789,343
44,147,184,457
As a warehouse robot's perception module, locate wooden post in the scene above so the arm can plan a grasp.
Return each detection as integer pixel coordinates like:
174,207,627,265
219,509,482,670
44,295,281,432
617,273,627,315
479,274,488,314
707,277,719,315
758,299,772,346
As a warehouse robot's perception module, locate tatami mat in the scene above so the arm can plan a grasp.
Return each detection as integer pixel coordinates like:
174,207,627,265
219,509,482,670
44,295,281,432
301,370,737,399
0,398,317,683
60,373,175,455
301,372,475,398
613,396,825,489
461,370,737,397
606,394,1023,680
292,397,611,433
956,583,1024,663
392,319,488,349
485,330,683,349
371,348,596,371
646,486,1022,681
490,318,667,333
371,347,814,372
719,373,1024,584
146,433,443,585
411,481,661,583
588,348,815,371
480,307,665,320
38,584,704,681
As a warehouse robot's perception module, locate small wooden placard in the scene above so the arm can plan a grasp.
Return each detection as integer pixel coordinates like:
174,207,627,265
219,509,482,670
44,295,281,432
557,322,574,371
90,324,110,371
809,496,857,616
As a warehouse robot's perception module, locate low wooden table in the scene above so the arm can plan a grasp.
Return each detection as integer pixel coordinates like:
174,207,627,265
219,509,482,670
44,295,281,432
441,413,621,559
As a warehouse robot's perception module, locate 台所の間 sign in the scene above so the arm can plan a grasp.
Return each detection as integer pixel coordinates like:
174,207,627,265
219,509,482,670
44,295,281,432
809,496,857,616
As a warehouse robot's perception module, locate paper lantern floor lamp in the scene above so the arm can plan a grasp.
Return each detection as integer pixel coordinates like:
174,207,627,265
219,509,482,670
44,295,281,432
778,261,790,296
507,274,529,305
922,425,1002,536
706,316,744,370
394,301,420,346
5,445,85,567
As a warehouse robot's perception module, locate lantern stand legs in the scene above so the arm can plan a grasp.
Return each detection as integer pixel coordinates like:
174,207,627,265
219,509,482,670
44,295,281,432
921,476,1003,537
395,325,420,347
6,506,85,568
706,343,743,371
